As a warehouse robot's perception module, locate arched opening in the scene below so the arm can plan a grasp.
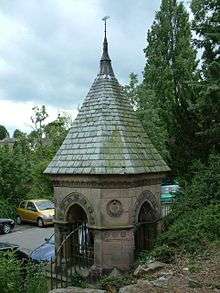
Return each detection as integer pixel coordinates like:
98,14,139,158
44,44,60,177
135,201,158,254
64,204,94,269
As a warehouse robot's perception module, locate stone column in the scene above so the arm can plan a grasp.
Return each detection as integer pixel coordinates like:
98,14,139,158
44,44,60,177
54,220,70,270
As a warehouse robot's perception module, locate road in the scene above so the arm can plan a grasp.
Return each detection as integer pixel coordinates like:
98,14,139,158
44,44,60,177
0,224,54,254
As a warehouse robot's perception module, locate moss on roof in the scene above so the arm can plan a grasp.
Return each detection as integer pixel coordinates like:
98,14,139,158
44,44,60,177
45,36,170,175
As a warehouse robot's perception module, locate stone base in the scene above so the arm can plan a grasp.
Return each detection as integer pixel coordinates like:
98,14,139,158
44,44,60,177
94,228,134,271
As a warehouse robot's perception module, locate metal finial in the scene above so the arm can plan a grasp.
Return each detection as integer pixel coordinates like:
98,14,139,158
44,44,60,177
102,16,110,38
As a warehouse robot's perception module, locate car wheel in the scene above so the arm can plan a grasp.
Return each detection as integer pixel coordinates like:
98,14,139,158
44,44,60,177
3,223,11,234
37,218,44,228
16,215,22,225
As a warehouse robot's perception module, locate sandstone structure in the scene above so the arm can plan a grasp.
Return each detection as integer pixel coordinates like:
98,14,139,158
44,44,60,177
45,21,169,273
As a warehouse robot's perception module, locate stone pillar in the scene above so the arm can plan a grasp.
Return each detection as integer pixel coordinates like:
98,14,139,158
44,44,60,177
93,227,134,272
54,220,70,270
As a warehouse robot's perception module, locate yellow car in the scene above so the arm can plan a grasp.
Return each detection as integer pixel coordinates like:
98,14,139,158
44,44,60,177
16,199,54,227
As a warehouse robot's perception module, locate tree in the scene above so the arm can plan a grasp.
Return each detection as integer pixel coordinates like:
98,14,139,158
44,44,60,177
28,110,70,199
30,105,49,146
191,0,220,156
124,74,169,159
0,145,31,205
142,0,199,175
13,129,24,139
0,125,9,140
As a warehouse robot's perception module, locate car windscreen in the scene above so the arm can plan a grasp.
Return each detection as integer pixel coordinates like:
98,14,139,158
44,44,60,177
35,201,54,210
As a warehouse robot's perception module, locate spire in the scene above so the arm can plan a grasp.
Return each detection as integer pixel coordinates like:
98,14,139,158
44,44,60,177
99,16,114,77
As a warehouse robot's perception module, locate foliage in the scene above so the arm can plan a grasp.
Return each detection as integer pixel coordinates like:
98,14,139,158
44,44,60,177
166,154,220,222
0,125,9,140
28,159,53,199
153,154,220,254
70,272,87,288
142,0,199,175
157,204,220,253
25,262,48,293
30,105,49,146
0,145,31,206
124,74,169,159
191,0,220,158
0,252,48,293
99,275,132,291
0,252,23,293
0,199,16,219
151,245,175,263
13,129,25,139
0,106,70,217
138,244,175,264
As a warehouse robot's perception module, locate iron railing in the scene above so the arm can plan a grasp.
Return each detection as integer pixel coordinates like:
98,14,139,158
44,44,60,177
50,223,94,289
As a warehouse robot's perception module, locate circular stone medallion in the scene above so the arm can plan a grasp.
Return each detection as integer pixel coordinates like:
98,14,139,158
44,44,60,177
107,200,123,217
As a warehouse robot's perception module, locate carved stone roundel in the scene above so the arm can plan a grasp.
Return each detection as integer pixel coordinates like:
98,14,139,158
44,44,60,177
107,200,123,217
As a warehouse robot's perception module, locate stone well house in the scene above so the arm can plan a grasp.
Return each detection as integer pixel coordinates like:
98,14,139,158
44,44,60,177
45,26,170,273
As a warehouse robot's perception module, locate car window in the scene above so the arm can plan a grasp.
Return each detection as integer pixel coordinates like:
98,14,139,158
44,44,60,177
35,200,54,211
19,201,26,208
27,202,37,211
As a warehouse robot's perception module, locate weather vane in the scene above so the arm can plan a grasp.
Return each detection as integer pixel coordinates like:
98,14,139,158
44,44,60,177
102,16,110,37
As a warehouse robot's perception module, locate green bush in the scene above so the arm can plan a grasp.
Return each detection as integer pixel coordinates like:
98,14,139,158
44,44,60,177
25,263,48,293
0,252,23,293
137,250,152,264
70,272,87,288
146,154,220,259
0,252,48,293
166,154,220,225
99,275,132,291
0,199,16,219
137,245,175,264
150,245,175,263
157,204,220,253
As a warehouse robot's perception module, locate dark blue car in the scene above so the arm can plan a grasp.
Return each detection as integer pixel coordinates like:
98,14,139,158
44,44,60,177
30,234,55,262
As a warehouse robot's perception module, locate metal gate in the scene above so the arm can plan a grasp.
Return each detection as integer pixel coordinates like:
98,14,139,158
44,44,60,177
134,200,160,256
135,221,158,255
50,221,94,289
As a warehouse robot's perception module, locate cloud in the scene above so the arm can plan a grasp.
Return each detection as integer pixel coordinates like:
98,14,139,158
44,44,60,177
0,99,77,136
0,0,161,133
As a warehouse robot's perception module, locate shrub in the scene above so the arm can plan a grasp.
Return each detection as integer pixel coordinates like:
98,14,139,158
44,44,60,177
148,154,220,258
0,252,23,293
157,204,220,253
0,252,48,293
70,272,87,288
137,245,175,264
99,275,132,291
150,245,175,263
167,154,220,224
137,250,152,264
0,199,16,219
25,262,48,293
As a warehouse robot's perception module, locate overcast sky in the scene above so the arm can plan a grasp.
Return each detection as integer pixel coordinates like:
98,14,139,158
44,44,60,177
0,0,161,135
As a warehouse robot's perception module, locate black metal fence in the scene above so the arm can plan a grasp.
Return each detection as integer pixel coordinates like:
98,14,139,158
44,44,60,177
134,220,158,256
50,222,94,289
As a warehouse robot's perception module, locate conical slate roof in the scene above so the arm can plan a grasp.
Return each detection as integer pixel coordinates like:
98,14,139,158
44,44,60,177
45,33,170,175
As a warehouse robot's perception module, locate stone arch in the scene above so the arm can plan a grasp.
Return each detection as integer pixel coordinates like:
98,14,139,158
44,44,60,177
132,190,161,225
59,192,96,226
134,191,161,252
65,203,88,223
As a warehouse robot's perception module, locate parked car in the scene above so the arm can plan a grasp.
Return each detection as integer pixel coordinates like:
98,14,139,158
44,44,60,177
30,233,55,262
0,218,15,234
16,199,54,227
161,179,179,217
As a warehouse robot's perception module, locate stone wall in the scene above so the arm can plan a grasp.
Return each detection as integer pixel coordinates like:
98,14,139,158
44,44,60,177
52,173,164,271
